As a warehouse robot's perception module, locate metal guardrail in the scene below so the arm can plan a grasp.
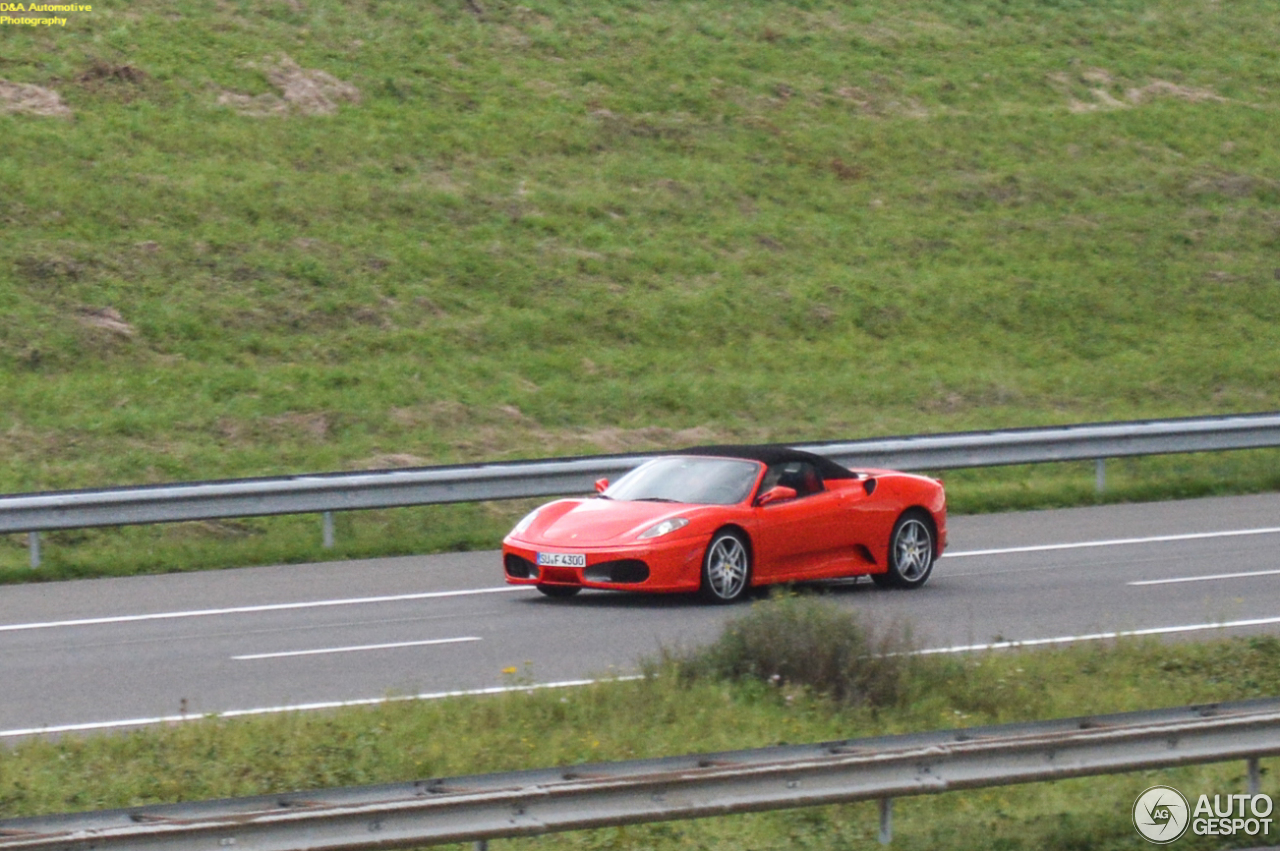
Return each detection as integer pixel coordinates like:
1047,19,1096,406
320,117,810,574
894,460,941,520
4,412,1280,567
0,698,1275,850
802,410,1280,471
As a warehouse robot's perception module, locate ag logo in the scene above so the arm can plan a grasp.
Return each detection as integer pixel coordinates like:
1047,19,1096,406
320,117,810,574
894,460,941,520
1133,785,1190,844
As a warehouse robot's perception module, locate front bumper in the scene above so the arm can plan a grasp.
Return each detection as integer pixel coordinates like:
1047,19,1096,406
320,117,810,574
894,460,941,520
502,535,705,593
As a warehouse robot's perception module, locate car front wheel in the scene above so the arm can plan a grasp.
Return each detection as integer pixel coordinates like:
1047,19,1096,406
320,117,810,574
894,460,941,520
881,511,936,590
700,530,752,603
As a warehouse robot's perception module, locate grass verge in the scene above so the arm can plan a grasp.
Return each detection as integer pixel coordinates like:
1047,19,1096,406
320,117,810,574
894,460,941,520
2,598,1278,849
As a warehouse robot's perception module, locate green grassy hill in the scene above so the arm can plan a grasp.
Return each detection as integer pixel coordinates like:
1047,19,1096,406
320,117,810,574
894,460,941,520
2,0,1279,575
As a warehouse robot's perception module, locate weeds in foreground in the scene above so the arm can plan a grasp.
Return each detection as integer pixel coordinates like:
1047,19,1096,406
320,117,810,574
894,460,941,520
656,594,920,708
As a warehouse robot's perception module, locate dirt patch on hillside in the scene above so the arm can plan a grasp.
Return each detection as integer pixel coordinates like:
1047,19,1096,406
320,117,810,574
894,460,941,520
76,307,135,338
0,80,72,118
447,423,714,461
381,397,785,462
1052,69,1228,113
354,453,428,470
218,55,360,117
217,413,333,444
76,61,152,103
1186,173,1277,199
217,90,290,118
830,83,928,119
264,411,331,440
575,425,721,454
15,254,83,282
1126,81,1227,105
78,61,148,85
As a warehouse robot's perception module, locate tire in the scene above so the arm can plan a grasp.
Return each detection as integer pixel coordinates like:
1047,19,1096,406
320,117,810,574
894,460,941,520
699,530,752,603
881,511,936,590
536,584,582,598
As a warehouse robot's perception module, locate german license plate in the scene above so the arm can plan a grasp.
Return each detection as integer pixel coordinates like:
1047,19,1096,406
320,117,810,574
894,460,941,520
537,552,586,568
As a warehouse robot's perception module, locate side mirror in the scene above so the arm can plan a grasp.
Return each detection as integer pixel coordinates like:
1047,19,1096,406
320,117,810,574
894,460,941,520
594,478,609,494
756,485,797,507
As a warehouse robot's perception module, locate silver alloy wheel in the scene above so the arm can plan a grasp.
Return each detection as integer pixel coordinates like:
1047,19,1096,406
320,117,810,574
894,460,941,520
889,516,934,587
703,532,750,601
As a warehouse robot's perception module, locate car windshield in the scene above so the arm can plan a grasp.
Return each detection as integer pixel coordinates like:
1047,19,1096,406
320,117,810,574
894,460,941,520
603,457,760,506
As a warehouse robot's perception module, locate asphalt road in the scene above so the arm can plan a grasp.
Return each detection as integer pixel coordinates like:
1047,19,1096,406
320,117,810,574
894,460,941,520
1,492,1278,738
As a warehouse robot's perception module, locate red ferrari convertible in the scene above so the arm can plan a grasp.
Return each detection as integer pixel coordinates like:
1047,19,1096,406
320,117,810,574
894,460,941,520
502,446,947,603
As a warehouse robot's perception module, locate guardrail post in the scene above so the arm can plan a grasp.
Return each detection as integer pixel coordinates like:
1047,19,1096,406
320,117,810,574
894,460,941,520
473,841,488,851
322,512,334,549
1248,757,1261,796
28,532,40,569
1095,458,1106,493
878,797,893,845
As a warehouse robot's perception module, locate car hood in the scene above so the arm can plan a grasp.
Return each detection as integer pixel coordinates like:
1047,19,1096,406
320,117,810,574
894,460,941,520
518,498,702,545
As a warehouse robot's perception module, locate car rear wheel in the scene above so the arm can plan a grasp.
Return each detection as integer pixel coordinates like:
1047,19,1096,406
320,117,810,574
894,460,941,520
536,584,582,598
882,511,936,590
700,530,752,603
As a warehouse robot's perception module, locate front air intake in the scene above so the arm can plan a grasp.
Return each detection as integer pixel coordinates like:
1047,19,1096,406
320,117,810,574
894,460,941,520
584,560,650,584
504,553,538,579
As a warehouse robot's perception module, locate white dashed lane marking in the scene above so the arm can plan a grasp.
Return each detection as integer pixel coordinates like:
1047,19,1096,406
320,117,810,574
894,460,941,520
0,587,527,634
232,636,481,661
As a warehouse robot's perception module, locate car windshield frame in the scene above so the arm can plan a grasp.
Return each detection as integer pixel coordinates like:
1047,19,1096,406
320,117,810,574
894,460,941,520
602,456,762,506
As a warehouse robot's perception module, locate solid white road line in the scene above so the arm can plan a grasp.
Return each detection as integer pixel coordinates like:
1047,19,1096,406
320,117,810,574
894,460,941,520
1128,569,1280,587
943,526,1280,559
916,614,1280,655
0,587,527,634
233,636,481,661
0,676,646,739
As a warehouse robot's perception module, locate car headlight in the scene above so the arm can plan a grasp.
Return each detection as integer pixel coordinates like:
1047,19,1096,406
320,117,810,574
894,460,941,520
512,507,542,535
638,517,689,539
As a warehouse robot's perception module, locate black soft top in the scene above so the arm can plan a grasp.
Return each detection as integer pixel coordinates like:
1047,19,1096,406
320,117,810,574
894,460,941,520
679,444,857,480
